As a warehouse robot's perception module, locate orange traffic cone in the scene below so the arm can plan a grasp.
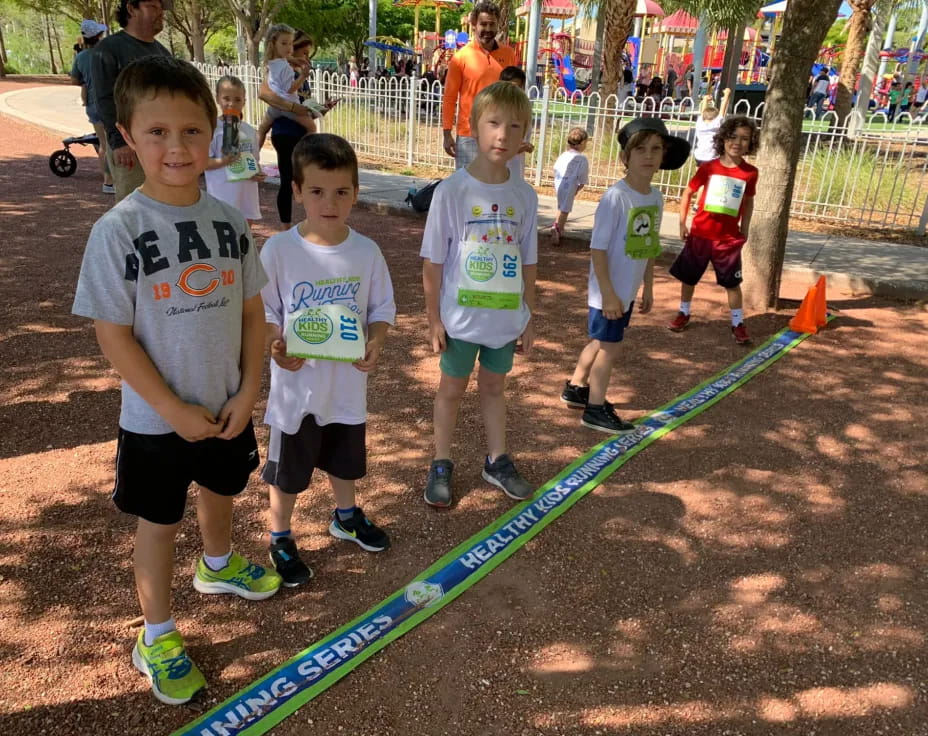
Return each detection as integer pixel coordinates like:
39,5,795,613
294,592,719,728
789,284,819,333
813,275,828,327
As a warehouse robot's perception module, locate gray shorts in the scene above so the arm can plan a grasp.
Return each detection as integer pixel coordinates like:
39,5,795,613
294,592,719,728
455,135,478,169
261,415,366,494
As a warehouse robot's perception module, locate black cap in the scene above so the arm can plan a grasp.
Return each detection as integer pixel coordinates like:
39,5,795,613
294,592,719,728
618,117,691,170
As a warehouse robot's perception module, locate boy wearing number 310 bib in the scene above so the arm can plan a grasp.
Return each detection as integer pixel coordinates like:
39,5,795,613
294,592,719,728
260,134,396,587
670,115,760,345
421,82,538,508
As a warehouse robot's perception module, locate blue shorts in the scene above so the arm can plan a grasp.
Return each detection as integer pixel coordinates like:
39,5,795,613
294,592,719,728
588,303,634,343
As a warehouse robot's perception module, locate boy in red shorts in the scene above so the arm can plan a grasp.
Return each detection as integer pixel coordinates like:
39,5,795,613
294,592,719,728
668,115,759,344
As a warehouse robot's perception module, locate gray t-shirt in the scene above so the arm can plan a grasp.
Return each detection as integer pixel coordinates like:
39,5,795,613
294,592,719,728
72,190,268,434
90,31,170,150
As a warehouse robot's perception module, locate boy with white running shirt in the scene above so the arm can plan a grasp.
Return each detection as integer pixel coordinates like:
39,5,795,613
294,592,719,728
421,81,538,508
260,134,395,587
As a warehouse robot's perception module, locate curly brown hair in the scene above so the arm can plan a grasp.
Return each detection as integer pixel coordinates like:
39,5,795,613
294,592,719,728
713,115,760,157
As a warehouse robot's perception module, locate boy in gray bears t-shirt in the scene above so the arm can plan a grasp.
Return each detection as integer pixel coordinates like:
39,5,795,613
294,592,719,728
72,56,281,706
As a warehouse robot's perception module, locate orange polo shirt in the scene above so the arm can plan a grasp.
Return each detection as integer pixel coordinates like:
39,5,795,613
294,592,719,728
442,40,519,138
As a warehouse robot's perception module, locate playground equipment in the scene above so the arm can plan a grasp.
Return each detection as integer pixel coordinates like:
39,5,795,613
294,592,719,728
392,0,463,54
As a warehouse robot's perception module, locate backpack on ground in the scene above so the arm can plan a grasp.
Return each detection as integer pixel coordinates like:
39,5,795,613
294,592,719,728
405,179,442,213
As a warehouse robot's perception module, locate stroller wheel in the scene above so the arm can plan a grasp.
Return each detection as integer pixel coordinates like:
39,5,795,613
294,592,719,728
49,149,77,177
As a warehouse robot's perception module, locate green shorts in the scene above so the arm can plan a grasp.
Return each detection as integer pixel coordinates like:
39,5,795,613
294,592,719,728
440,337,517,378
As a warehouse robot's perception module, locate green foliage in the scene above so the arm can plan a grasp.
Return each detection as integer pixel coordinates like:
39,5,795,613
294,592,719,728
1,0,81,73
661,0,765,30
205,23,239,64
279,0,445,60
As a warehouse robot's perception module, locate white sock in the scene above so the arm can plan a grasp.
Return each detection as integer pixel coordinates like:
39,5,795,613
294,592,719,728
204,550,232,571
731,308,744,326
143,617,176,646
679,301,691,316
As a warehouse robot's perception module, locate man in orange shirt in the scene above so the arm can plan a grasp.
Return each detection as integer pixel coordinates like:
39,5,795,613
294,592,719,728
442,0,519,169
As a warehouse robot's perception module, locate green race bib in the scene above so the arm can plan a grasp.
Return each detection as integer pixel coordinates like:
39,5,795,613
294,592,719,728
625,204,662,259
456,218,522,310
285,303,365,362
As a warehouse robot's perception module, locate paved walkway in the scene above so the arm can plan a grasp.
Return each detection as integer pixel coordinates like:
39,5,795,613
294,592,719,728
3,83,926,299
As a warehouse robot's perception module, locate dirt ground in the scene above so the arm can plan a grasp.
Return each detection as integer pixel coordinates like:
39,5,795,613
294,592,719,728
1,78,927,736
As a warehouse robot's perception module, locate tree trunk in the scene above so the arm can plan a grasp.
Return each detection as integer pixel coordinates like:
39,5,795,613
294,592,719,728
742,0,844,311
0,19,8,66
853,3,885,128
589,8,606,97
835,2,875,124
602,0,635,101
44,14,58,74
720,24,746,100
52,20,66,72
190,0,206,62
498,0,513,42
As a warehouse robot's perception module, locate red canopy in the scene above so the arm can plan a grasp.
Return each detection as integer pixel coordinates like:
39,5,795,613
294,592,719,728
516,0,578,18
657,9,698,35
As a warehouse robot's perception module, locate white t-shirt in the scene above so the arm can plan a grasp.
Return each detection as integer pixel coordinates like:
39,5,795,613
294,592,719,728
553,149,589,191
507,153,525,181
420,167,538,348
813,75,829,95
916,86,928,104
261,227,396,430
693,116,722,162
205,119,261,220
267,58,299,104
588,180,663,311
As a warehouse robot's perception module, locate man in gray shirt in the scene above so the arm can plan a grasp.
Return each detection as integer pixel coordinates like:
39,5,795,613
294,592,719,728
91,0,172,201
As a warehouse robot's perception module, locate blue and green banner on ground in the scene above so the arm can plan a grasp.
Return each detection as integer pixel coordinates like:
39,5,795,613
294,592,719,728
177,323,828,736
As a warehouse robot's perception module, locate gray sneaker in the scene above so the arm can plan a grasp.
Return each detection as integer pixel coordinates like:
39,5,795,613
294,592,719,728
482,454,533,501
424,459,454,507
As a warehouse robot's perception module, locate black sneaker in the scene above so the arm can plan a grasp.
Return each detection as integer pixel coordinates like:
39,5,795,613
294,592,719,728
424,459,454,507
560,381,589,408
328,508,390,552
268,536,313,587
581,403,636,434
482,454,534,501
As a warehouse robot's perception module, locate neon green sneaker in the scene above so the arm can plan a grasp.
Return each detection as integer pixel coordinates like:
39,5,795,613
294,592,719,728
193,552,282,600
131,629,206,705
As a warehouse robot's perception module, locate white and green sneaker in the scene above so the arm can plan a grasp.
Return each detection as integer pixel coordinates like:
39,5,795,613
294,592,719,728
131,629,206,705
193,552,282,600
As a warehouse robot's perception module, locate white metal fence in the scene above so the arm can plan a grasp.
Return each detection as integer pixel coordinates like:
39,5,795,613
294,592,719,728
196,63,928,233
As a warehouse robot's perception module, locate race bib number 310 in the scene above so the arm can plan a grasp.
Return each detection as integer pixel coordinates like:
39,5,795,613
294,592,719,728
285,304,365,362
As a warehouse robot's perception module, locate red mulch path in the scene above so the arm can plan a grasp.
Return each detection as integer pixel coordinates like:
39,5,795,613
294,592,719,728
1,79,927,736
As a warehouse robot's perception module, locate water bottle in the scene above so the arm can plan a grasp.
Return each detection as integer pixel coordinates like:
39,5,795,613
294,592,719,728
221,107,240,155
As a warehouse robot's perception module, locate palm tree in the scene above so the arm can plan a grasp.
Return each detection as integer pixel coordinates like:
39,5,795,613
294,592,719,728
744,0,845,310
601,0,636,98
834,0,880,122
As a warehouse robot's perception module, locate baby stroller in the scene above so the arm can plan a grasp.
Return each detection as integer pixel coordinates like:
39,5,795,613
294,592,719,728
48,133,100,177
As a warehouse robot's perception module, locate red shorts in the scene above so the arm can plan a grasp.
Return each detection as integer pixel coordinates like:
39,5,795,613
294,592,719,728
669,234,746,289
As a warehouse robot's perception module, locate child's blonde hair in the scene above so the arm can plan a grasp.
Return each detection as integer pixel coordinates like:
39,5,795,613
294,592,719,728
469,80,532,135
567,126,589,147
264,23,295,65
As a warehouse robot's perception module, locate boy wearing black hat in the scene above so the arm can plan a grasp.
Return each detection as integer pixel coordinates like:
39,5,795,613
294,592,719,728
561,118,690,433
669,115,760,344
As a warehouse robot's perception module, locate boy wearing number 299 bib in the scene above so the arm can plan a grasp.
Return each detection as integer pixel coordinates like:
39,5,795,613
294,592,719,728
670,115,760,345
421,82,538,509
260,134,396,587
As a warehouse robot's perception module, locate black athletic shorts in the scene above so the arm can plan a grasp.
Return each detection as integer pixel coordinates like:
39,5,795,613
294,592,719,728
261,414,366,494
113,421,259,525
